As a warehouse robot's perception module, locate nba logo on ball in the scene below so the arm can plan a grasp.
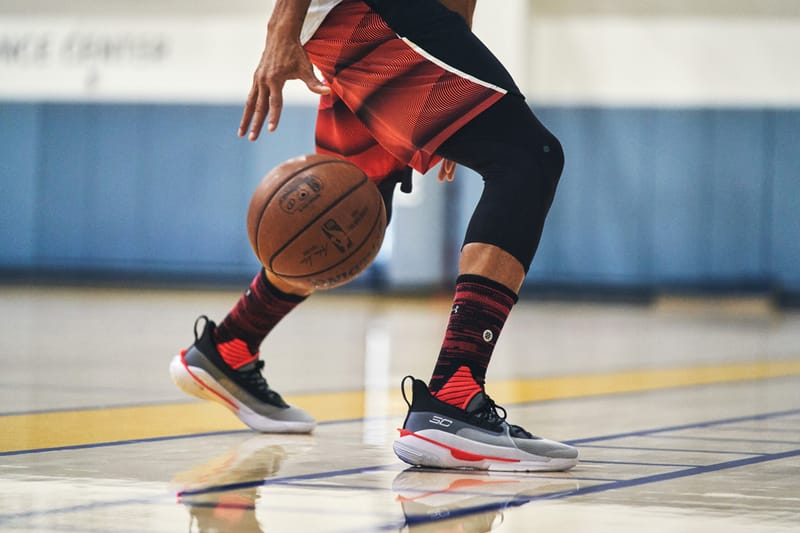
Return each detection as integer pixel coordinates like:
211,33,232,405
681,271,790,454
321,219,353,253
247,154,387,292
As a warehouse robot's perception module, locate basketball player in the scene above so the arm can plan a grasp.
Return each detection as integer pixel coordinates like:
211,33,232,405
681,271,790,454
170,0,578,471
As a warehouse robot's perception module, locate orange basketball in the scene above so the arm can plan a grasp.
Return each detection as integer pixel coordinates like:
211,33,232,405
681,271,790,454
247,154,387,291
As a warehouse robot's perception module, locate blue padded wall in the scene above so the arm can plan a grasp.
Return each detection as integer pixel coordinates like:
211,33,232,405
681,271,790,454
0,104,40,266
0,102,798,295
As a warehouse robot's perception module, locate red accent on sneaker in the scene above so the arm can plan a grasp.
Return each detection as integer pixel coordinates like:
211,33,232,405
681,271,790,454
396,428,520,464
179,352,239,410
432,366,482,409
217,339,259,370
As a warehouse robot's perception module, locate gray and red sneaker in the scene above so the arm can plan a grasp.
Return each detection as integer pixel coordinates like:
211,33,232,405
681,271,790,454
393,375,578,471
169,316,315,433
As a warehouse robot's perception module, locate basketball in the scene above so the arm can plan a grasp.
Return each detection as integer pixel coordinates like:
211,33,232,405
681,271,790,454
247,154,387,291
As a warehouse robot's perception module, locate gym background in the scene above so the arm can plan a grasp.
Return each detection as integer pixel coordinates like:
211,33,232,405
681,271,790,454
1,0,798,304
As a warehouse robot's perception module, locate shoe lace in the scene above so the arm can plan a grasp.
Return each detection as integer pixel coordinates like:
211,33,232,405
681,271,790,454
470,394,506,425
471,392,533,439
239,360,284,404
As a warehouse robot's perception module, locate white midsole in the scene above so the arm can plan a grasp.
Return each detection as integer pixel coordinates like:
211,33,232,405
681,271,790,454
393,430,577,472
169,354,315,434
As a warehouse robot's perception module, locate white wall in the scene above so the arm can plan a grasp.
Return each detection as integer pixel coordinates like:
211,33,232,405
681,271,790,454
522,0,800,106
1,0,798,106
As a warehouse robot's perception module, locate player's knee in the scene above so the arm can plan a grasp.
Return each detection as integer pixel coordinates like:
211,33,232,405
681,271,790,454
540,132,564,208
504,130,564,209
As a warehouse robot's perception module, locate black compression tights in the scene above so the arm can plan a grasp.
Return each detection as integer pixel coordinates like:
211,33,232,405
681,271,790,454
435,94,564,272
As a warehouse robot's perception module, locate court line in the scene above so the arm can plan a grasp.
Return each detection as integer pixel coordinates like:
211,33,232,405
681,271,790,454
568,407,800,444
0,399,201,418
0,465,397,524
3,407,799,460
3,410,799,526
578,459,699,468
712,425,800,433
650,434,800,445
175,407,800,498
550,447,800,498
0,496,161,525
177,464,397,497
2,359,799,454
574,444,760,455
0,429,251,457
370,448,800,532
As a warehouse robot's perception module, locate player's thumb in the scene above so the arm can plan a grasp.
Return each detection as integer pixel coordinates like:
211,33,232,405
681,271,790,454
305,75,331,96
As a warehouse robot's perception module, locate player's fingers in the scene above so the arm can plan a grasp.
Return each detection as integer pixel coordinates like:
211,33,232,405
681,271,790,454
238,84,259,137
247,85,270,141
266,89,284,133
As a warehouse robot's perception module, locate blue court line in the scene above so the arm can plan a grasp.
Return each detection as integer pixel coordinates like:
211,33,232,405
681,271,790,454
0,399,199,418
576,444,759,455
0,465,398,524
2,406,797,458
367,447,800,532
2,447,796,527
0,496,161,525
3,409,800,525
550,447,800,498
567,408,800,445
4,403,799,457
0,429,252,457
712,425,800,433
276,474,628,489
377,488,583,532
177,464,398,497
174,408,800,498
650,434,800,445
0,419,375,457
578,459,699,468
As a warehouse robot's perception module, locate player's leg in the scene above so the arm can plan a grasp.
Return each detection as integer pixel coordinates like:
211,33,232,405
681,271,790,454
428,93,564,400
366,2,576,470
305,0,577,469
394,95,575,472
169,273,315,433
169,89,407,434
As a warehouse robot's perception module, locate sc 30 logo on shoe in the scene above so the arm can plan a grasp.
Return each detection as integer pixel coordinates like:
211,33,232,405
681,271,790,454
429,415,453,427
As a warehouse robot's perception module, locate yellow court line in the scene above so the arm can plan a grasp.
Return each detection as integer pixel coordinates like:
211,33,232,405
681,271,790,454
2,359,799,454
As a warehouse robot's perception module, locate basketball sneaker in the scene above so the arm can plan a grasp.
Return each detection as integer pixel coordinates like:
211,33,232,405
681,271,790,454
169,316,315,433
393,373,578,471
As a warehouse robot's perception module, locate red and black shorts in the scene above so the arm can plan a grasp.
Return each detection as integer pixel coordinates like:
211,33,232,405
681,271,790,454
304,0,520,184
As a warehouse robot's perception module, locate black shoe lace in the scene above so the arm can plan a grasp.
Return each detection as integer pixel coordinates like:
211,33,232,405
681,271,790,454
471,393,533,439
239,360,285,405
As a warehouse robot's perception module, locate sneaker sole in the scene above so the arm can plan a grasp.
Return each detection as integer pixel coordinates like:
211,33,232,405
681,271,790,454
393,430,578,472
169,354,315,434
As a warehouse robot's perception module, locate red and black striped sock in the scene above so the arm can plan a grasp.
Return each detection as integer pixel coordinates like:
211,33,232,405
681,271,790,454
214,269,306,369
429,274,518,409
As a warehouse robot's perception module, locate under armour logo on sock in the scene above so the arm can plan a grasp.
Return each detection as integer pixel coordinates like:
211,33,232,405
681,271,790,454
451,304,459,314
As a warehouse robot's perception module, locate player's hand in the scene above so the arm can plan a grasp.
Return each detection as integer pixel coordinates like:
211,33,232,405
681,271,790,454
438,159,457,182
239,36,330,141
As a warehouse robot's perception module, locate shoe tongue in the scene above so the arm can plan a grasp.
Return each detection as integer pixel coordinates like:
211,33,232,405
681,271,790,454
464,391,489,413
237,361,258,373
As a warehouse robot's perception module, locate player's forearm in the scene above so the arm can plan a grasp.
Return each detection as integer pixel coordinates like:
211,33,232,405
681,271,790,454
267,0,313,40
